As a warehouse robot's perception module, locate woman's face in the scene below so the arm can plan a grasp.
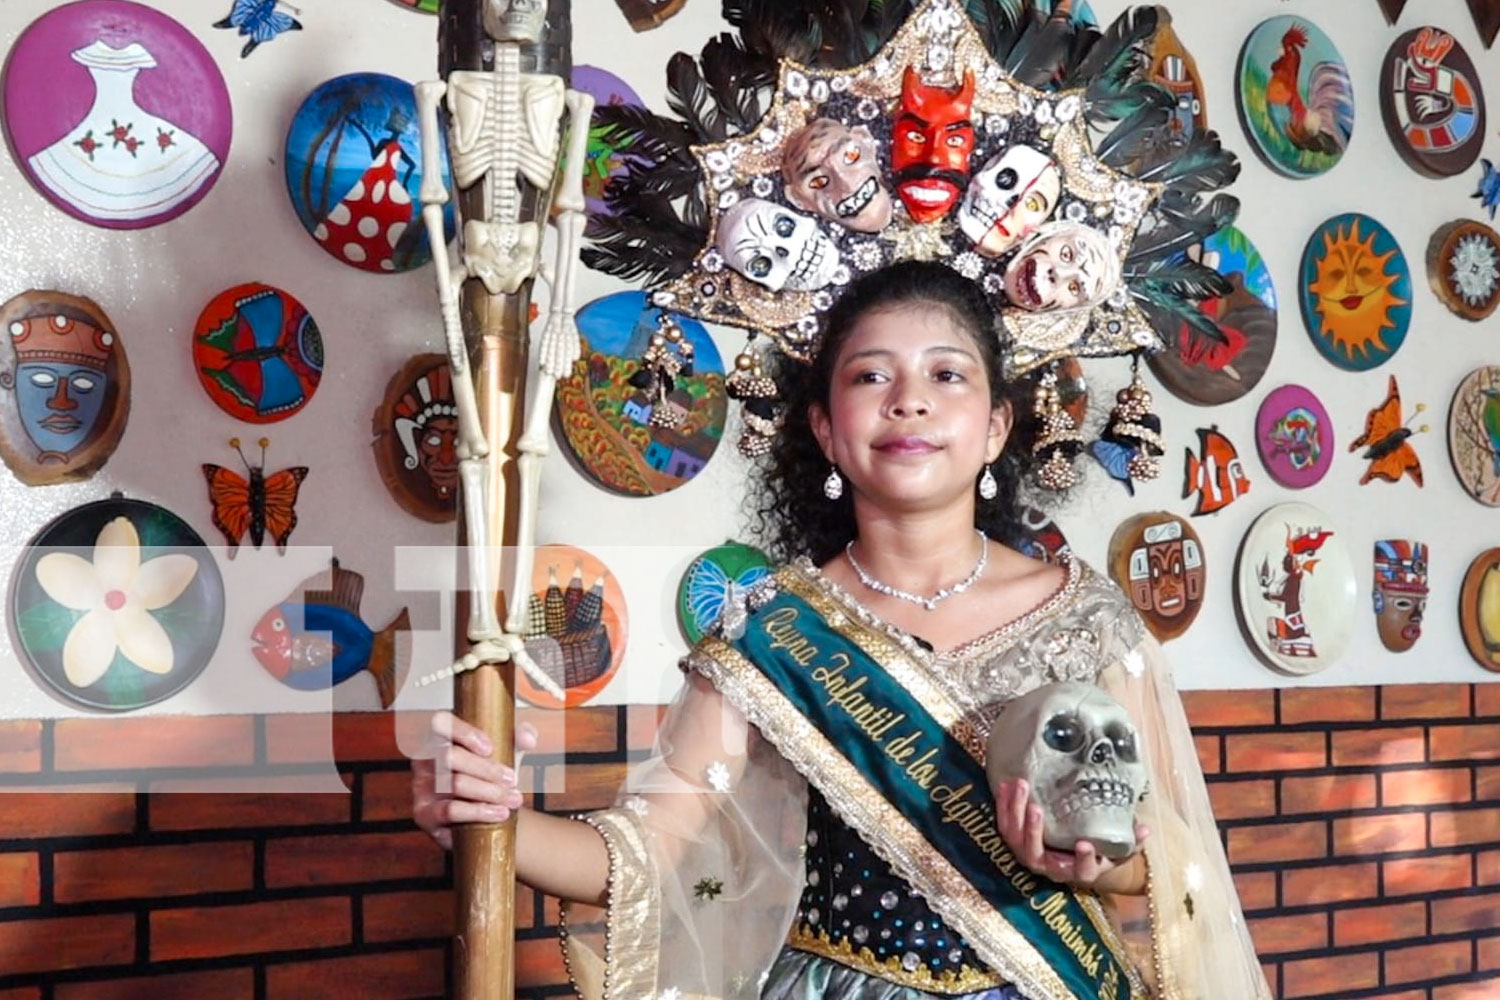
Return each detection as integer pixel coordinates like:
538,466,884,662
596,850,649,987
810,305,1010,512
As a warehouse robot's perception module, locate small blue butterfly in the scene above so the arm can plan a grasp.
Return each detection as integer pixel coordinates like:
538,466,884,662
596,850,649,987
214,0,303,59
1475,159,1500,221
684,558,770,641
1090,439,1138,496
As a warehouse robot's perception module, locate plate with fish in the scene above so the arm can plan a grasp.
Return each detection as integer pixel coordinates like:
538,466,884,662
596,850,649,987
251,559,409,708
1256,384,1334,489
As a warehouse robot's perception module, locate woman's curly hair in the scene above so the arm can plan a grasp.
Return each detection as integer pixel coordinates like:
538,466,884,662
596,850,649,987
749,260,1044,566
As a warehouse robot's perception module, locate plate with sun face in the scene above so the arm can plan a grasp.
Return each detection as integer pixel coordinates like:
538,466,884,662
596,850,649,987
1299,213,1412,371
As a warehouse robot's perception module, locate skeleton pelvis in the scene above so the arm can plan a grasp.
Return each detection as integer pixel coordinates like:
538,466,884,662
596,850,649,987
463,220,541,295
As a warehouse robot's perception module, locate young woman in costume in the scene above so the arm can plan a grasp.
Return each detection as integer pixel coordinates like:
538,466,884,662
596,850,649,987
413,260,1271,1000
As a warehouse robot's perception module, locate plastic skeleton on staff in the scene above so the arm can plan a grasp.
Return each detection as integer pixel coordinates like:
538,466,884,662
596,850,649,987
414,0,593,699
413,2,592,993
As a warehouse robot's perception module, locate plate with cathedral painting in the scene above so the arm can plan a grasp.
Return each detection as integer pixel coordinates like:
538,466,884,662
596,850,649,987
2,0,232,229
9,494,225,711
555,291,727,497
1447,365,1500,507
1147,226,1277,406
1234,502,1356,676
1380,27,1485,178
517,544,628,709
1299,214,1412,371
0,290,131,486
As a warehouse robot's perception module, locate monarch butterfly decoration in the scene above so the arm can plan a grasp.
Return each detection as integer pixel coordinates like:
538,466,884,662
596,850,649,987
1349,375,1428,486
214,0,303,58
202,437,308,557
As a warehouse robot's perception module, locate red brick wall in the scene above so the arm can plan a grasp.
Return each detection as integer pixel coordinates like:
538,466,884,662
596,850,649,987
0,687,1495,999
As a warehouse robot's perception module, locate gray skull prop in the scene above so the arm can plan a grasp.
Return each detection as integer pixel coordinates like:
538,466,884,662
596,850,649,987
986,682,1149,859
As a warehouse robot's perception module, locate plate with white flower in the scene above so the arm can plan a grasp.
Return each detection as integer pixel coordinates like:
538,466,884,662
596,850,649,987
1427,219,1500,321
8,493,224,711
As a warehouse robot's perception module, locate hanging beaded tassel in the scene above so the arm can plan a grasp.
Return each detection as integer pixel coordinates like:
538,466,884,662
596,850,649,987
725,345,781,458
628,314,692,430
1101,359,1165,482
1031,365,1084,490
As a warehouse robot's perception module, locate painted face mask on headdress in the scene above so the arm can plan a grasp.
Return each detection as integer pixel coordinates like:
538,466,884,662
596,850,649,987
716,198,840,292
1002,222,1120,312
959,145,1062,257
891,67,976,224
782,120,892,233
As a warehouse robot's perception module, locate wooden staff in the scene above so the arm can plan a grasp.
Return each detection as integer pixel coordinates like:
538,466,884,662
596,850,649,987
429,2,575,996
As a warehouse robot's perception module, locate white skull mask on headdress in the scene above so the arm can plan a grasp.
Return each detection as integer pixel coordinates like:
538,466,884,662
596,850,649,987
959,145,1061,257
484,0,546,42
716,198,841,292
1002,222,1121,312
985,682,1149,859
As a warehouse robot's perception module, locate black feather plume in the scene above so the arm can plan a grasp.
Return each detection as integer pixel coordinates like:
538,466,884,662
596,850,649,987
667,52,725,143
700,33,778,132
1067,4,1158,96
1134,128,1241,192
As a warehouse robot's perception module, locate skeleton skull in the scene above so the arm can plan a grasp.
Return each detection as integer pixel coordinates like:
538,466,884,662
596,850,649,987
986,682,1149,859
1002,222,1121,312
717,198,841,292
484,0,546,43
958,146,1061,257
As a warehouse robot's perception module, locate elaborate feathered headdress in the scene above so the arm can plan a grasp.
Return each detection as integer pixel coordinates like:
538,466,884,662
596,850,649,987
585,0,1240,489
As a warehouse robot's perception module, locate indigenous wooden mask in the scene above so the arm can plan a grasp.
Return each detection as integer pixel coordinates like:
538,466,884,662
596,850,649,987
891,67,976,224
372,354,458,522
958,145,1061,257
1373,540,1428,652
781,120,892,233
0,290,130,486
716,198,840,292
1108,513,1205,642
1002,222,1120,312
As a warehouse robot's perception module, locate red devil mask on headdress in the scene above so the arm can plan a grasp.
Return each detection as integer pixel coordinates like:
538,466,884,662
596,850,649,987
891,67,976,224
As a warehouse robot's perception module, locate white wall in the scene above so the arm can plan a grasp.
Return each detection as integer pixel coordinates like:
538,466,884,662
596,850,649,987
0,0,1496,723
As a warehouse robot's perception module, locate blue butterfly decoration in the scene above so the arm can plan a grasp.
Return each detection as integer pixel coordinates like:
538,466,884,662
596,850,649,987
214,0,303,59
1475,159,1500,221
684,558,771,642
1090,439,1138,496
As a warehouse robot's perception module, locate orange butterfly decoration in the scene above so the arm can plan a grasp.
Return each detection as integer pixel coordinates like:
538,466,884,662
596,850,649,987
1349,376,1428,486
202,437,309,557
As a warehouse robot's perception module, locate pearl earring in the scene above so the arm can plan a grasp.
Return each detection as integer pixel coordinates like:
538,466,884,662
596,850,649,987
978,465,998,500
823,465,844,500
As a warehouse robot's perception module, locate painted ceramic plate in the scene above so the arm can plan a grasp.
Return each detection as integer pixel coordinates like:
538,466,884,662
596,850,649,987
1234,501,1356,676
1256,384,1334,488
572,66,646,226
8,495,224,711
677,541,773,645
518,544,628,709
1107,512,1204,643
1147,226,1277,406
1447,365,1500,506
0,290,131,486
284,72,454,273
1014,506,1071,564
1,0,232,229
1460,548,1500,672
555,292,727,497
371,354,457,523
1380,27,1485,178
193,283,323,423
1300,214,1412,371
1236,16,1353,179
1428,220,1500,320
383,0,438,11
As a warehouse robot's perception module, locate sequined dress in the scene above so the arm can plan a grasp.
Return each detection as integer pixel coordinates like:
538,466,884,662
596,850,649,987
560,556,1272,1000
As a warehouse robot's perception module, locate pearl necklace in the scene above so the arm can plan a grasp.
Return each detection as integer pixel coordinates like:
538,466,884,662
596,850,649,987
845,530,988,611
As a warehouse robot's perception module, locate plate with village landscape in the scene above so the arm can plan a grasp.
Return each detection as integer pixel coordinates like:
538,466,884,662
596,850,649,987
1233,501,1356,676
554,291,727,497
